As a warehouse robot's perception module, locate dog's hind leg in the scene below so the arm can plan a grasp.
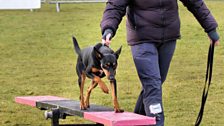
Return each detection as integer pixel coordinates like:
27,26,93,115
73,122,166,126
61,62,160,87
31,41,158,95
110,79,124,113
79,72,87,110
76,57,87,110
85,80,98,108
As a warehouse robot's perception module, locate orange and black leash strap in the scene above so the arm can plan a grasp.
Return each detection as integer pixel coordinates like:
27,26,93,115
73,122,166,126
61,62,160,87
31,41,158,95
195,41,215,126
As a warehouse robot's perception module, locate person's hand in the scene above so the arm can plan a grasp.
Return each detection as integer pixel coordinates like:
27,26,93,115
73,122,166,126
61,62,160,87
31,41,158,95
210,39,220,46
102,33,112,46
208,30,220,46
102,29,113,46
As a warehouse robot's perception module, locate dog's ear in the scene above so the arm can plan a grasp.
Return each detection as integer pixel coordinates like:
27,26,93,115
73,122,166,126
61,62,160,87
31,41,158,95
94,43,103,50
93,47,104,60
93,43,103,59
114,46,122,59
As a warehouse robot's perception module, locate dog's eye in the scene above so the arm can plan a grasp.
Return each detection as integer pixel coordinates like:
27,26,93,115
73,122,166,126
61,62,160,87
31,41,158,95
104,64,109,69
113,63,117,69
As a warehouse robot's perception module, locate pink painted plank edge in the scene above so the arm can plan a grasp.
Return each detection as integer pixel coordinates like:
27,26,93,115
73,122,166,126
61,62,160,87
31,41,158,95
15,96,69,107
84,111,156,126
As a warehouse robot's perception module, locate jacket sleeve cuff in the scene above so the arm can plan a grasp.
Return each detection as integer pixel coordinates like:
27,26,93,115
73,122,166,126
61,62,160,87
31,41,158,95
208,30,219,42
102,29,114,40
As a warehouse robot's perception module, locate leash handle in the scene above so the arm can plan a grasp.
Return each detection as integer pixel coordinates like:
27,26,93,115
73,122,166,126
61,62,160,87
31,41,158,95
195,42,215,126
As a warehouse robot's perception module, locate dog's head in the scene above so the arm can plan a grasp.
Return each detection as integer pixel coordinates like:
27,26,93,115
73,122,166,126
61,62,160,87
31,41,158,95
93,43,122,81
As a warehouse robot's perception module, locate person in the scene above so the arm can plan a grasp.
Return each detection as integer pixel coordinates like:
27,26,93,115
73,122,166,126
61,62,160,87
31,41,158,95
100,0,220,125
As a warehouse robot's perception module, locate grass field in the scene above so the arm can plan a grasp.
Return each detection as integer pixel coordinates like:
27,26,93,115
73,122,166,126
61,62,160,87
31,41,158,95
0,1,224,126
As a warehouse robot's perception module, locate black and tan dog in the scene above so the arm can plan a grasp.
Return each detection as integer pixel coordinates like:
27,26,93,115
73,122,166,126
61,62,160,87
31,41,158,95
72,36,123,112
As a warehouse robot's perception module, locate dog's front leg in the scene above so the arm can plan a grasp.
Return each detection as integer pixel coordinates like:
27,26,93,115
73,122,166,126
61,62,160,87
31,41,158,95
93,76,109,94
110,79,124,113
85,80,98,108
86,67,109,94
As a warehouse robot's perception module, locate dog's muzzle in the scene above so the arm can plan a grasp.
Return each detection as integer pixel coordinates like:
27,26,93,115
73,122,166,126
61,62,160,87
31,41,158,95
109,75,115,81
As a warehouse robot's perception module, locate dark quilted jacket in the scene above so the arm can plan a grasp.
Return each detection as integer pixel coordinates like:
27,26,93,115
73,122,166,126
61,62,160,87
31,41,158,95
101,0,218,45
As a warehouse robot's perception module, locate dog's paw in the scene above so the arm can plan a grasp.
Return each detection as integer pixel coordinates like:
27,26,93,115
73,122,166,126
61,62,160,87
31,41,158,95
84,102,90,108
103,88,109,94
115,108,124,113
99,85,109,94
80,105,87,110
86,105,90,108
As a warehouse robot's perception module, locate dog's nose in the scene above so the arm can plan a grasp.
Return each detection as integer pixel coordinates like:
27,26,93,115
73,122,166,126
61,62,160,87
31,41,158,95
109,75,115,81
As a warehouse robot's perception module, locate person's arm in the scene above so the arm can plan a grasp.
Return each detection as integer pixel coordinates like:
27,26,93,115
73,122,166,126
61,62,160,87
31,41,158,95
179,0,219,44
101,0,129,45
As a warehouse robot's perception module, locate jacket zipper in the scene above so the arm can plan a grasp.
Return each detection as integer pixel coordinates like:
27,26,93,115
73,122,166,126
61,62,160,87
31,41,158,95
160,0,165,42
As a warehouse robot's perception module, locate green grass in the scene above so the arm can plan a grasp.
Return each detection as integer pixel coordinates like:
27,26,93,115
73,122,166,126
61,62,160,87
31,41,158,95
0,1,223,126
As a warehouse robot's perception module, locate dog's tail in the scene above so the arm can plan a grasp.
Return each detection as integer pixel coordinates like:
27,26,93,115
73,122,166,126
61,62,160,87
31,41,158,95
72,36,81,56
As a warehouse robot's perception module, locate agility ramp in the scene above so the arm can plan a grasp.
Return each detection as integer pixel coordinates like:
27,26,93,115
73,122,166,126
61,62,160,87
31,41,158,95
15,96,156,126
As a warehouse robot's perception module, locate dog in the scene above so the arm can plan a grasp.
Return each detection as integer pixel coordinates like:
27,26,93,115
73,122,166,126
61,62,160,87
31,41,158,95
72,36,124,112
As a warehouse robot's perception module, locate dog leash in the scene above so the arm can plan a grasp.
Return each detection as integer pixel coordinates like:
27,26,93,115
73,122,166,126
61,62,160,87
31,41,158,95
195,41,215,126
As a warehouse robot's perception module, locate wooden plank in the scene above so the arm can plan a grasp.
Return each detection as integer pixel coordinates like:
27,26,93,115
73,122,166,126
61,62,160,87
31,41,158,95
15,96,68,107
36,100,114,117
84,112,156,126
15,96,156,126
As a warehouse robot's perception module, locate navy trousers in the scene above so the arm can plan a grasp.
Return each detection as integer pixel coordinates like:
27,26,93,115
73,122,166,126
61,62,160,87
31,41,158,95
131,40,176,126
